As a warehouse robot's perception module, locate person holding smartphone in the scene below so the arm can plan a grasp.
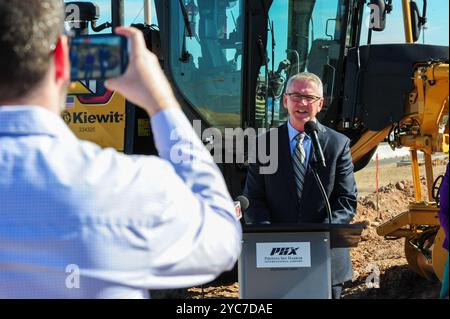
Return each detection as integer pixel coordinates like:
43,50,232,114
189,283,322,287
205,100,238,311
0,0,242,298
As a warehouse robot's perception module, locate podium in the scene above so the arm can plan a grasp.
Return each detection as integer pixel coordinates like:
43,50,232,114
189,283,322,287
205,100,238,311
238,223,363,299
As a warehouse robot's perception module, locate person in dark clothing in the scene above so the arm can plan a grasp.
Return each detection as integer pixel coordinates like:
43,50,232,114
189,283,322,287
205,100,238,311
244,72,357,299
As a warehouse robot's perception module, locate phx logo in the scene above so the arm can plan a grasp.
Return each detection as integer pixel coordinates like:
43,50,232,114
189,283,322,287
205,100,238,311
270,247,299,256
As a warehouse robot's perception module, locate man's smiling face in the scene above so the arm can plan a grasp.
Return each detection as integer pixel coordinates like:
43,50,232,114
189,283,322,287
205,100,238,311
283,79,324,132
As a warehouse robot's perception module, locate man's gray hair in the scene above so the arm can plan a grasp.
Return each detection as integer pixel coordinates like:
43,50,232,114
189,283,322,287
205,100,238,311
286,72,323,97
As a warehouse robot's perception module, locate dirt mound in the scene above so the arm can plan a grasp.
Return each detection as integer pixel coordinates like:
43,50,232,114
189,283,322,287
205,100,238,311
343,265,440,299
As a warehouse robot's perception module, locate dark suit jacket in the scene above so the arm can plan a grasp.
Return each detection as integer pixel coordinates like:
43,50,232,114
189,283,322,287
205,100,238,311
243,121,358,285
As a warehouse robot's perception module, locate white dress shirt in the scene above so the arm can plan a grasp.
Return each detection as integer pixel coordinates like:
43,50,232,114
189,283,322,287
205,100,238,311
0,105,242,298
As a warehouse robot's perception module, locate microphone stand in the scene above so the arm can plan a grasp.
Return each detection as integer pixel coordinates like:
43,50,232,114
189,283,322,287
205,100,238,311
309,157,333,224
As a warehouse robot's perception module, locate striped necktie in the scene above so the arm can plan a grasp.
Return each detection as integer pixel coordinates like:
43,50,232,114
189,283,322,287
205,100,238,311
293,133,307,202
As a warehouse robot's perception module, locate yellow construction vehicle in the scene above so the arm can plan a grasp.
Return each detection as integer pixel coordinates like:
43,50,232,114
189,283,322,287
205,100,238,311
375,57,448,280
361,1,448,282
63,0,448,283
373,59,448,280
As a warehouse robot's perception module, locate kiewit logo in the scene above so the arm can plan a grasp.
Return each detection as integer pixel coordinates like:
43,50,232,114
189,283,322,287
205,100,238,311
63,112,124,125
270,247,299,256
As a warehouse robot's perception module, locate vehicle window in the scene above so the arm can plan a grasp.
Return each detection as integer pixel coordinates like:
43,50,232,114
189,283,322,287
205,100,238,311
124,0,159,26
168,0,244,130
256,0,345,129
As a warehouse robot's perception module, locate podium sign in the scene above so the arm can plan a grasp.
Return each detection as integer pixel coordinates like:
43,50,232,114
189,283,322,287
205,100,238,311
256,242,312,268
239,231,331,299
238,223,363,299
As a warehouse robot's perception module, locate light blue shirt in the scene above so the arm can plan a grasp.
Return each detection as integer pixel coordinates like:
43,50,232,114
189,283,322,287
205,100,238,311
0,105,242,299
287,119,312,164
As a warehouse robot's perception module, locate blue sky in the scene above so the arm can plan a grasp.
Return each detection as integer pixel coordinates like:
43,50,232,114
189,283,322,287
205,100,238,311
69,0,449,46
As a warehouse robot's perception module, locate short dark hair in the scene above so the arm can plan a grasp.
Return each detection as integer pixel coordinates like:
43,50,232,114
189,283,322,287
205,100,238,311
0,0,64,101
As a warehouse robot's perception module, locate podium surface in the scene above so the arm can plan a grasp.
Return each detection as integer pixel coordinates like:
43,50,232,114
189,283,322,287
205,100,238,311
238,223,363,299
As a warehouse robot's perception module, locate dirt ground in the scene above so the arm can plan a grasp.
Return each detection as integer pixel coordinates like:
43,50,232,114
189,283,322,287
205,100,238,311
151,156,448,299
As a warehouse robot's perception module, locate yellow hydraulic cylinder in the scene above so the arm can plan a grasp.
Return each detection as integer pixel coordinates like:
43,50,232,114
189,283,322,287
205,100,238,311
410,149,422,201
402,0,414,43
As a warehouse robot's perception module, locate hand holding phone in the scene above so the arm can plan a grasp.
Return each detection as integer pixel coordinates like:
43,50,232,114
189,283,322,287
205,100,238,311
104,27,180,116
70,34,128,81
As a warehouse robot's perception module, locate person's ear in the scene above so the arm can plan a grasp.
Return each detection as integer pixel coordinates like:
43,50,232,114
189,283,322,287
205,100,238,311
54,35,70,82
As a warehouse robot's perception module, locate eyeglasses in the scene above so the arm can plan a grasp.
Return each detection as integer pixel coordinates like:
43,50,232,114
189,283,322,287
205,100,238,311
285,93,322,103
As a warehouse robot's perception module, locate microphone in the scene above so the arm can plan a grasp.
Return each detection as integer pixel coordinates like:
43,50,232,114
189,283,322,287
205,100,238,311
304,121,326,169
234,195,249,220
304,121,332,223
236,195,249,212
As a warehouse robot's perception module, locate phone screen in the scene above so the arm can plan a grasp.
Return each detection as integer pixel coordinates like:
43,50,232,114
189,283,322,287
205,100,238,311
70,34,128,81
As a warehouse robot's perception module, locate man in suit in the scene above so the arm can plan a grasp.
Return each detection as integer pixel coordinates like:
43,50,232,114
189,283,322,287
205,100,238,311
244,72,357,299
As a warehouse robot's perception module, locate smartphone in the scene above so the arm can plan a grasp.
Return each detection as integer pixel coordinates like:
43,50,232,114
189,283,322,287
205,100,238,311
69,34,128,81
